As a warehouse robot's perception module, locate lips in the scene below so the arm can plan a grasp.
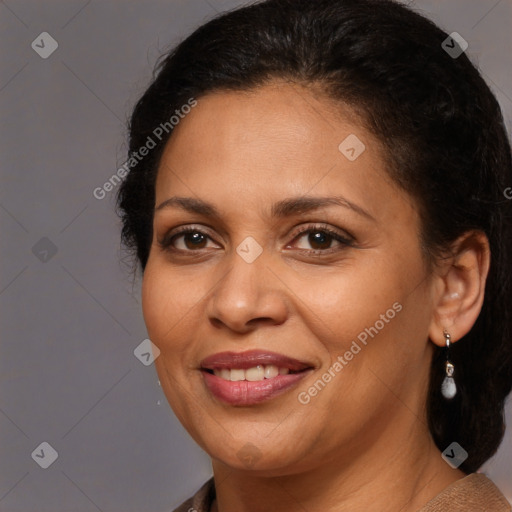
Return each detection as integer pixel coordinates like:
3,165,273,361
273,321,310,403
200,350,314,406
200,349,312,372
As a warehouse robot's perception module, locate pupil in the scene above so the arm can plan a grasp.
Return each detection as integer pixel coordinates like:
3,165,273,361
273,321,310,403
309,231,330,249
186,232,206,248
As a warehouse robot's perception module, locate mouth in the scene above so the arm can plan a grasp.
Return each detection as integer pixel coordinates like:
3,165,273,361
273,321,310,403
200,350,314,405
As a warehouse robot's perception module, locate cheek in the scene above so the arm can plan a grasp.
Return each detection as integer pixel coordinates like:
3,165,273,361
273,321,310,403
290,259,406,348
142,262,202,417
295,255,426,398
141,264,165,342
141,261,189,349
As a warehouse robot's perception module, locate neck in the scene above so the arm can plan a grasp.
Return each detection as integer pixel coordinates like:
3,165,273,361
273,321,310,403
211,419,466,512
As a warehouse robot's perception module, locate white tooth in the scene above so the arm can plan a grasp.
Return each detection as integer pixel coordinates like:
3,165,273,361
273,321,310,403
264,365,279,379
246,365,265,381
213,366,290,381
230,369,245,381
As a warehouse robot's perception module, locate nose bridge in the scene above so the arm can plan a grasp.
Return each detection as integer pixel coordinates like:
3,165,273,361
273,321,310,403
207,241,287,331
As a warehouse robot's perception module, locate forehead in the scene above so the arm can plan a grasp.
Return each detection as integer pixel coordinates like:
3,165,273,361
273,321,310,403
159,81,367,171
154,81,407,221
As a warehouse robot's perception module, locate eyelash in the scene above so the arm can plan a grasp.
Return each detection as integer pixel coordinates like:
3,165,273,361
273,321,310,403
157,223,354,256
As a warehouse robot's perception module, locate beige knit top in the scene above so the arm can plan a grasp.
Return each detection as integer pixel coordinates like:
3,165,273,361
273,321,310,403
172,473,510,512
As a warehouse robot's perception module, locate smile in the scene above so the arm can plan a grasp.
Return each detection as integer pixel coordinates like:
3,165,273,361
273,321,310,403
199,350,314,406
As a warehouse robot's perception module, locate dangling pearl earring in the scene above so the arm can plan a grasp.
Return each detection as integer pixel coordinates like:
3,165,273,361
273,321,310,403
441,330,457,399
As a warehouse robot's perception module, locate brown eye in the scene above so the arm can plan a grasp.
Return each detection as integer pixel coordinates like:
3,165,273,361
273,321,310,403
305,231,335,250
180,232,208,250
158,227,218,252
290,225,353,254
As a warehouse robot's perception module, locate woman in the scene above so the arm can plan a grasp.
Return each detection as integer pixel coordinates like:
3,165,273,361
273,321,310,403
116,0,512,510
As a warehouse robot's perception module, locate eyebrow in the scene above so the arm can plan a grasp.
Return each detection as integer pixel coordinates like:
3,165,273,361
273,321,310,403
154,195,375,221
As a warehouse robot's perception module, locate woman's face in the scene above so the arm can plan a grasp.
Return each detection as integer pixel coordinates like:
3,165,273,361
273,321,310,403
142,81,438,474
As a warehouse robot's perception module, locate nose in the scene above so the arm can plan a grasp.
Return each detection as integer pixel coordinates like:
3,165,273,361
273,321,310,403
206,249,289,333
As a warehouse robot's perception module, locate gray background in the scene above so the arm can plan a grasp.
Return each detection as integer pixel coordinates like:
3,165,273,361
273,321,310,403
1,0,511,510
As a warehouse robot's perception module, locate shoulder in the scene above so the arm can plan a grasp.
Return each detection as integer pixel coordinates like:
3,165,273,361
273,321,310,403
418,473,510,512
172,478,215,512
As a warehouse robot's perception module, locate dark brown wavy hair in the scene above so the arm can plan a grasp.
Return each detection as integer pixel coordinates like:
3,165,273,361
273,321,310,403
116,0,512,472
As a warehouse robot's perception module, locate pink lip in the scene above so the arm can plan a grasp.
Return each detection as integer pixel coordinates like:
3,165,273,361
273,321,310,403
200,349,312,371
202,371,312,406
200,350,314,406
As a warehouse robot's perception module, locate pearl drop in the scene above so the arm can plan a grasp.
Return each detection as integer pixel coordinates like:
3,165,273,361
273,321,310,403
441,376,457,399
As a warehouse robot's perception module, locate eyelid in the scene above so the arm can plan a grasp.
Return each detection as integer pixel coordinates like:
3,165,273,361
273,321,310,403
287,223,354,245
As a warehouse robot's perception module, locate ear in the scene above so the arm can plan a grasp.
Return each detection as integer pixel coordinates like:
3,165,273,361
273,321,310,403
428,230,490,347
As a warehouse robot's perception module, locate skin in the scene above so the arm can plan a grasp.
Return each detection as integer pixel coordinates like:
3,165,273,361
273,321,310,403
141,80,490,512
